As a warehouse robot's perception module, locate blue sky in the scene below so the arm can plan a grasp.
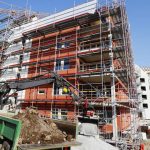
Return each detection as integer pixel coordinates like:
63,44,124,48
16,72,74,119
1,0,150,66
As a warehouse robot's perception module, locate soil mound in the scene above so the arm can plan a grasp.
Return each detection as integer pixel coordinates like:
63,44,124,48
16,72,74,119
13,108,67,144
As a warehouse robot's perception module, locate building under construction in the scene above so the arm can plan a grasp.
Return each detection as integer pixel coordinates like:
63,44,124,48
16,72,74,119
0,0,140,149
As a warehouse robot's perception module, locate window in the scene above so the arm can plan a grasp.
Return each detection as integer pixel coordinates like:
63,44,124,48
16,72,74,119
140,78,145,83
106,110,112,118
57,43,62,49
52,109,67,120
55,58,69,71
61,109,67,120
64,58,69,70
142,95,147,100
64,42,70,47
57,42,70,49
52,108,59,119
38,89,45,94
143,103,148,108
55,60,61,71
19,55,23,64
141,86,146,91
139,112,143,118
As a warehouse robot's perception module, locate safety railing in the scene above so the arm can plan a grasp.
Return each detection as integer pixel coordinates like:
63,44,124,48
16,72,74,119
79,39,124,52
78,84,130,102
79,90,111,99
78,23,109,38
79,62,111,73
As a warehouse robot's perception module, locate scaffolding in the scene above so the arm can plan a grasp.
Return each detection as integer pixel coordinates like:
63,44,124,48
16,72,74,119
0,0,140,149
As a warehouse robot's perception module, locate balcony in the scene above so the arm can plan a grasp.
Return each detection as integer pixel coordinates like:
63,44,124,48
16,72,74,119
78,23,109,39
79,62,111,74
78,39,124,55
79,40,109,53
78,83,129,104
79,89,111,100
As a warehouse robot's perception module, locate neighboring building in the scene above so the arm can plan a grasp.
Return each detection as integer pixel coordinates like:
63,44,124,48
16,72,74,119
0,0,139,147
135,65,150,139
135,65,150,120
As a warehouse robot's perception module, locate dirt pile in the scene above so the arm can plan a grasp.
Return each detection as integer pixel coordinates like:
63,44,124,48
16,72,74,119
13,108,68,144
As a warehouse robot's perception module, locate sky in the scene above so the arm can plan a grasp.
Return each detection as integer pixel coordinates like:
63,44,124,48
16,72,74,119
1,0,150,66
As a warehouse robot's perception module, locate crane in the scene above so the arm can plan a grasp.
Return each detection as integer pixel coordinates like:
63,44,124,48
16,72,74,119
0,71,85,110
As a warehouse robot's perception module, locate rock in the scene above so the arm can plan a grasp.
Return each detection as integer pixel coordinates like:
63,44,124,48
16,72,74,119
63,131,67,137
45,135,51,141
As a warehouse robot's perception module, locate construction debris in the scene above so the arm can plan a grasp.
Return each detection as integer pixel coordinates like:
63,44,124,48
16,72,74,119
13,108,71,145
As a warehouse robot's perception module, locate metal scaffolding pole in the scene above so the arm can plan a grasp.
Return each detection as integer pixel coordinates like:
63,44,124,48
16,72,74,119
109,31,118,141
107,0,118,141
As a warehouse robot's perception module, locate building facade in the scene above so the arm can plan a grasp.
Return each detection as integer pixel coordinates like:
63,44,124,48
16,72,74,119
0,0,139,146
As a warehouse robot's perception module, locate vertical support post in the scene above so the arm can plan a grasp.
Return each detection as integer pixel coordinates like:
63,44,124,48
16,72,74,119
0,97,3,110
110,51,118,141
108,17,118,141
74,1,78,117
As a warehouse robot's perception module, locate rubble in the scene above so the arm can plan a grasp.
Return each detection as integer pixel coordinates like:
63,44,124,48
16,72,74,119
13,108,69,144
